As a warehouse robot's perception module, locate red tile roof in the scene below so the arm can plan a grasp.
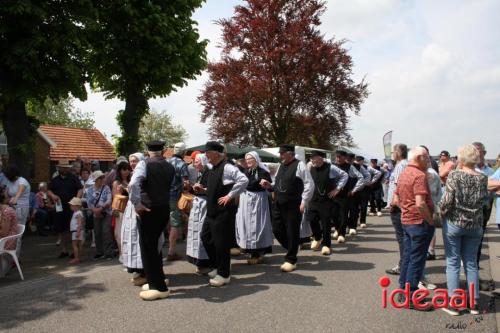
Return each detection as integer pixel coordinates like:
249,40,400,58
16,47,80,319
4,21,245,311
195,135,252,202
38,125,116,161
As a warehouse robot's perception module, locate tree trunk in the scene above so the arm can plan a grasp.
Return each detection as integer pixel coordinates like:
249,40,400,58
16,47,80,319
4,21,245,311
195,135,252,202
1,99,35,178
118,89,148,156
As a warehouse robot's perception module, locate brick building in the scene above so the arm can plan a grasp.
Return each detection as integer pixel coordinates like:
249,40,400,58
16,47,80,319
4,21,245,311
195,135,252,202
34,125,116,185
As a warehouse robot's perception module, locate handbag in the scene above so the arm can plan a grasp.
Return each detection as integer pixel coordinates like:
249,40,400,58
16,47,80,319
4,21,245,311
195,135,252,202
112,194,128,213
177,192,194,213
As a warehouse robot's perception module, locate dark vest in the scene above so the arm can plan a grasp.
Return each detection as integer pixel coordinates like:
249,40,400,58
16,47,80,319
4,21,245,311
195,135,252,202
372,165,383,190
141,156,175,207
275,159,303,204
311,163,336,202
245,167,272,192
206,160,234,217
337,163,356,197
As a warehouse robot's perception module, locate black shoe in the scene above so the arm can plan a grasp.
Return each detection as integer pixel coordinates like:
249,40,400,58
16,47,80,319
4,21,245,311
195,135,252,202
58,252,69,259
93,254,104,261
426,252,436,260
69,253,75,259
385,266,400,275
409,299,433,312
104,255,114,260
479,279,494,291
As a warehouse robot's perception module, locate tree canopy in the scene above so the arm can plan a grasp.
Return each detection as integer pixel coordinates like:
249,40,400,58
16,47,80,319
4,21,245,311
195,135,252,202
139,110,187,149
89,1,207,155
199,0,369,149
27,97,95,129
0,0,95,176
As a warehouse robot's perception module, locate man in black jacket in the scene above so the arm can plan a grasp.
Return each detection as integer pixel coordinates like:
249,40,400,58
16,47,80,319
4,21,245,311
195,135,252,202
201,141,248,287
129,141,174,301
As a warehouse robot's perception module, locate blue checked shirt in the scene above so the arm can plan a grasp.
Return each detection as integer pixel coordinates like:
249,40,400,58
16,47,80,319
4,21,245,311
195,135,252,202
86,185,112,215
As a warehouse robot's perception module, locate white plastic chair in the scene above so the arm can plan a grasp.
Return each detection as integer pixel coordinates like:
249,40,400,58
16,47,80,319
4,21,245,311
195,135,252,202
0,224,25,280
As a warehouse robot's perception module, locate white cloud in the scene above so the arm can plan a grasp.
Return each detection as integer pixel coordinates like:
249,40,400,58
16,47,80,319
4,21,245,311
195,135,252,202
79,0,500,157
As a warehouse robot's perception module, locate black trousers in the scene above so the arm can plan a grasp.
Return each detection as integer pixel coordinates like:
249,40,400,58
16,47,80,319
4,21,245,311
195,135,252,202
137,204,170,292
272,200,302,264
349,191,369,229
369,187,384,213
477,201,494,265
307,201,333,247
332,197,349,237
201,207,236,278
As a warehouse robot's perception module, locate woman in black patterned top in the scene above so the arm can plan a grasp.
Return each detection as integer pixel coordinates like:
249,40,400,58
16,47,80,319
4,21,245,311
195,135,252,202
439,144,488,316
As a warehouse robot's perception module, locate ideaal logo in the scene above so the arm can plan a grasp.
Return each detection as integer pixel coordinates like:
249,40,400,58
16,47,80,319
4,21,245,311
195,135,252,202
379,276,475,310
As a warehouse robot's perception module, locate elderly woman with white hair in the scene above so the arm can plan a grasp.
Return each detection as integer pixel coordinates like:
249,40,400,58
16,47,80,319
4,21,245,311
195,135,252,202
235,151,274,264
439,144,488,316
186,153,212,274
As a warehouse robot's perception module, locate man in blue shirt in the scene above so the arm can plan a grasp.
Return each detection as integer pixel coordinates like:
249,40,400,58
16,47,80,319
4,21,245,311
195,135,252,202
167,142,189,261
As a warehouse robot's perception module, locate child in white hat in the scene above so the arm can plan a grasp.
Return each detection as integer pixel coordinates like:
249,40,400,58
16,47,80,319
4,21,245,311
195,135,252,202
68,197,85,264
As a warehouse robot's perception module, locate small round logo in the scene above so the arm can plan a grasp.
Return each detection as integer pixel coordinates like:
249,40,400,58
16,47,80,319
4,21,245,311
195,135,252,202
379,276,391,288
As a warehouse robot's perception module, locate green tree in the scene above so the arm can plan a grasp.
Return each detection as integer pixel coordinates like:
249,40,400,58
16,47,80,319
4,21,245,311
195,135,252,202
89,1,207,156
0,1,94,176
139,110,187,149
27,96,95,129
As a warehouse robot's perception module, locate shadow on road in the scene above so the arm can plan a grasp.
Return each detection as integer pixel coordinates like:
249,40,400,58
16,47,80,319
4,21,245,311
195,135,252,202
0,275,105,330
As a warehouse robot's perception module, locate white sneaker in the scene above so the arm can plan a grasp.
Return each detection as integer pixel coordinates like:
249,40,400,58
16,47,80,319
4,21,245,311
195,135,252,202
360,223,367,229
209,275,230,287
349,228,357,236
91,242,96,248
321,246,331,255
332,230,339,239
142,279,170,291
207,269,217,279
337,236,345,243
377,212,383,217
419,280,437,290
368,212,375,216
280,262,297,272
310,240,321,251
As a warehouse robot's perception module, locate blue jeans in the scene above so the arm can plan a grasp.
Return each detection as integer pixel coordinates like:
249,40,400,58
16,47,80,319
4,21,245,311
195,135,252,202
390,208,404,268
442,221,482,300
399,221,435,291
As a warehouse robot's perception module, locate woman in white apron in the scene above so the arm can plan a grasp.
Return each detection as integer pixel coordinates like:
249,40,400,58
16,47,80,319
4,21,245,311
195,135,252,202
235,152,273,264
186,153,212,274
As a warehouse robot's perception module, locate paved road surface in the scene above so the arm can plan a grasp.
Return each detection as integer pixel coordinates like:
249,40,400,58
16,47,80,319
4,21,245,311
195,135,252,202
0,214,497,333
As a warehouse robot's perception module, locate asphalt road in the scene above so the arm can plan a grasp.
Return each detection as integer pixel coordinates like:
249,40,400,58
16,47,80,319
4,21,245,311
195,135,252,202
0,214,497,333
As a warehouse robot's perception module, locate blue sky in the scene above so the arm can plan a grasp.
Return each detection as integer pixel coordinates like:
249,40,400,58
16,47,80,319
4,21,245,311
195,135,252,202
75,0,500,158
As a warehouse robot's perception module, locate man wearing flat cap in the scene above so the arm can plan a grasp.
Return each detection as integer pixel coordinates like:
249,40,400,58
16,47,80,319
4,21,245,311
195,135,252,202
129,140,175,301
306,150,348,255
201,141,248,287
260,144,314,272
331,149,364,243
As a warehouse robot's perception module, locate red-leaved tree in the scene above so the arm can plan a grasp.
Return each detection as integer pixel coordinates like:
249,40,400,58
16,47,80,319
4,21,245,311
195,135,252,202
199,0,369,149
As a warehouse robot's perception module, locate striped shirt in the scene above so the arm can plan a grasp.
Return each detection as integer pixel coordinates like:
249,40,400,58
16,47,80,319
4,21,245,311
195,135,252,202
387,159,408,205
